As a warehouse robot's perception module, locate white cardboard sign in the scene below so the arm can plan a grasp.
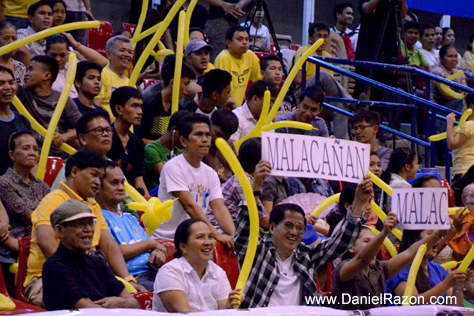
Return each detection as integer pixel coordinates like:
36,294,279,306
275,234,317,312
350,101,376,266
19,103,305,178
392,188,450,230
261,132,370,184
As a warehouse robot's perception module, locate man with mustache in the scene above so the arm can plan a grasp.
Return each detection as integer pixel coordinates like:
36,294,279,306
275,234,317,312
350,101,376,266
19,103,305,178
419,24,440,69
25,150,145,307
107,86,149,197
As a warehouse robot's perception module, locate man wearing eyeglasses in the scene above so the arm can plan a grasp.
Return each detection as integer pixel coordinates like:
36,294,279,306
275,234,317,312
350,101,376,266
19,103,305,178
42,199,139,310
234,176,372,308
351,109,392,170
25,150,145,307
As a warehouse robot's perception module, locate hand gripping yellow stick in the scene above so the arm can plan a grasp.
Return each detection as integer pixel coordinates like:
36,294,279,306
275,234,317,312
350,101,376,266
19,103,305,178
233,89,270,152
116,276,137,293
216,138,259,307
184,0,198,46
12,96,76,155
131,22,163,44
263,39,324,126
439,70,465,100
37,52,77,180
371,201,403,240
0,21,100,57
366,226,398,257
131,0,149,49
129,0,186,87
171,10,186,114
429,109,473,142
402,243,427,306
311,193,340,218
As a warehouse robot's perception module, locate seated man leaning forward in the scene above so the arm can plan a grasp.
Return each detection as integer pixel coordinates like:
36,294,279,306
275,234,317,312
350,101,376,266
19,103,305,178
275,85,329,137
234,176,372,307
152,113,235,250
24,150,144,307
42,200,139,310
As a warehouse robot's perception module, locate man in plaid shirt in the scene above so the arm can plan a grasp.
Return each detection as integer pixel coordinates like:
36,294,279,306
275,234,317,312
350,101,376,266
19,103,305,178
234,176,372,308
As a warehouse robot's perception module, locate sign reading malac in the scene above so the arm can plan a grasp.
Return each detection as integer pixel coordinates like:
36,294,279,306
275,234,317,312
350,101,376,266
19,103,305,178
261,132,370,184
392,188,450,230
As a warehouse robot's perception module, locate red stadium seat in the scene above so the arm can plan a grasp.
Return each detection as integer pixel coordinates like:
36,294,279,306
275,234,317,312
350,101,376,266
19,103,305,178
254,52,270,59
441,179,455,207
122,23,136,34
87,21,114,57
131,292,153,310
14,238,31,304
212,242,239,289
143,79,159,89
157,240,175,263
43,157,64,188
289,44,301,51
0,261,43,314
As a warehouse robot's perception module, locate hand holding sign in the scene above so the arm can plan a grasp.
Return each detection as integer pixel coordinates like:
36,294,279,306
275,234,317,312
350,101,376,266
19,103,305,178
351,176,373,217
382,212,398,235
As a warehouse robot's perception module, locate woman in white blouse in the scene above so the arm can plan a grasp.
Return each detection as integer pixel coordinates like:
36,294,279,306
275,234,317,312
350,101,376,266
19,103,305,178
153,218,240,312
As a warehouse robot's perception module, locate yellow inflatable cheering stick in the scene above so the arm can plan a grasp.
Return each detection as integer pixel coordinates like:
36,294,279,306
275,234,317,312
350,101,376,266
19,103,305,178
441,261,461,271
131,0,149,49
311,193,340,218
234,90,271,152
366,226,398,257
129,0,186,87
184,0,198,46
429,108,473,142
262,39,324,126
152,41,174,63
439,70,465,100
260,121,315,133
216,138,259,307
171,10,186,114
458,244,474,272
37,52,77,180
0,21,100,57
402,243,427,306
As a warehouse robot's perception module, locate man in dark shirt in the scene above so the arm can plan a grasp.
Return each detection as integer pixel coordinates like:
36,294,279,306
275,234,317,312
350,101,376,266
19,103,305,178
42,199,139,310
16,55,82,158
0,66,31,175
136,56,195,144
183,69,233,117
73,61,108,116
107,86,149,196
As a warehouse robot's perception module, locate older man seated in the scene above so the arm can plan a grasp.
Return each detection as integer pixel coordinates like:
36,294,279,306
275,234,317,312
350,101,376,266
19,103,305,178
42,199,139,310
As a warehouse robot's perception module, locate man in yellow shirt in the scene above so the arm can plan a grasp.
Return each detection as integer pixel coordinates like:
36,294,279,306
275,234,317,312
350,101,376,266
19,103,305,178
95,35,133,119
294,22,333,85
24,150,144,307
1,0,38,29
214,25,261,107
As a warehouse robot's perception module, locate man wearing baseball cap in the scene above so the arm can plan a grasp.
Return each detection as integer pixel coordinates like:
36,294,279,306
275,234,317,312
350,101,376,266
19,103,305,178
42,200,139,310
185,39,215,81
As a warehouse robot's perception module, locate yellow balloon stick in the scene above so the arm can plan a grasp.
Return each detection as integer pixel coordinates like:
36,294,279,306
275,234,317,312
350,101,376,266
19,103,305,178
125,182,147,203
130,22,163,44
216,138,259,302
371,201,403,240
116,276,137,293
131,0,149,49
368,170,392,196
439,70,465,100
12,96,76,155
458,244,474,272
234,89,270,152
260,121,314,132
366,226,398,257
429,109,473,142
37,53,77,180
0,21,100,57
441,261,461,271
311,193,340,217
449,207,469,216
402,243,427,306
129,0,186,87
263,39,324,126
184,0,198,46
171,10,186,114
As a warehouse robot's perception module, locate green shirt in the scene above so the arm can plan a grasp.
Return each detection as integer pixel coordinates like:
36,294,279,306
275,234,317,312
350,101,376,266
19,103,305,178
144,141,182,189
400,42,429,68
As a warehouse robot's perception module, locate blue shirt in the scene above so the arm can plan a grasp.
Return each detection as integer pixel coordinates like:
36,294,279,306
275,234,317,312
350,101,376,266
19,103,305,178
385,260,448,305
102,210,150,276
275,111,329,137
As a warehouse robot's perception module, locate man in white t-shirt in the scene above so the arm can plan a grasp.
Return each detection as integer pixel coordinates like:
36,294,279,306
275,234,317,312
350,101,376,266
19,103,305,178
419,24,439,69
240,7,270,52
152,113,235,250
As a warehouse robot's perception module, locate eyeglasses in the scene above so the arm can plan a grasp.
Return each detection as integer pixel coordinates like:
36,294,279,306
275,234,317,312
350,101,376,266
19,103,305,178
85,126,113,136
352,124,373,132
65,220,97,230
282,221,306,234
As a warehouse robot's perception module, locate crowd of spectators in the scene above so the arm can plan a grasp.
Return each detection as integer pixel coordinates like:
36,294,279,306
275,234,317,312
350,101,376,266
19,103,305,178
1,0,474,313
